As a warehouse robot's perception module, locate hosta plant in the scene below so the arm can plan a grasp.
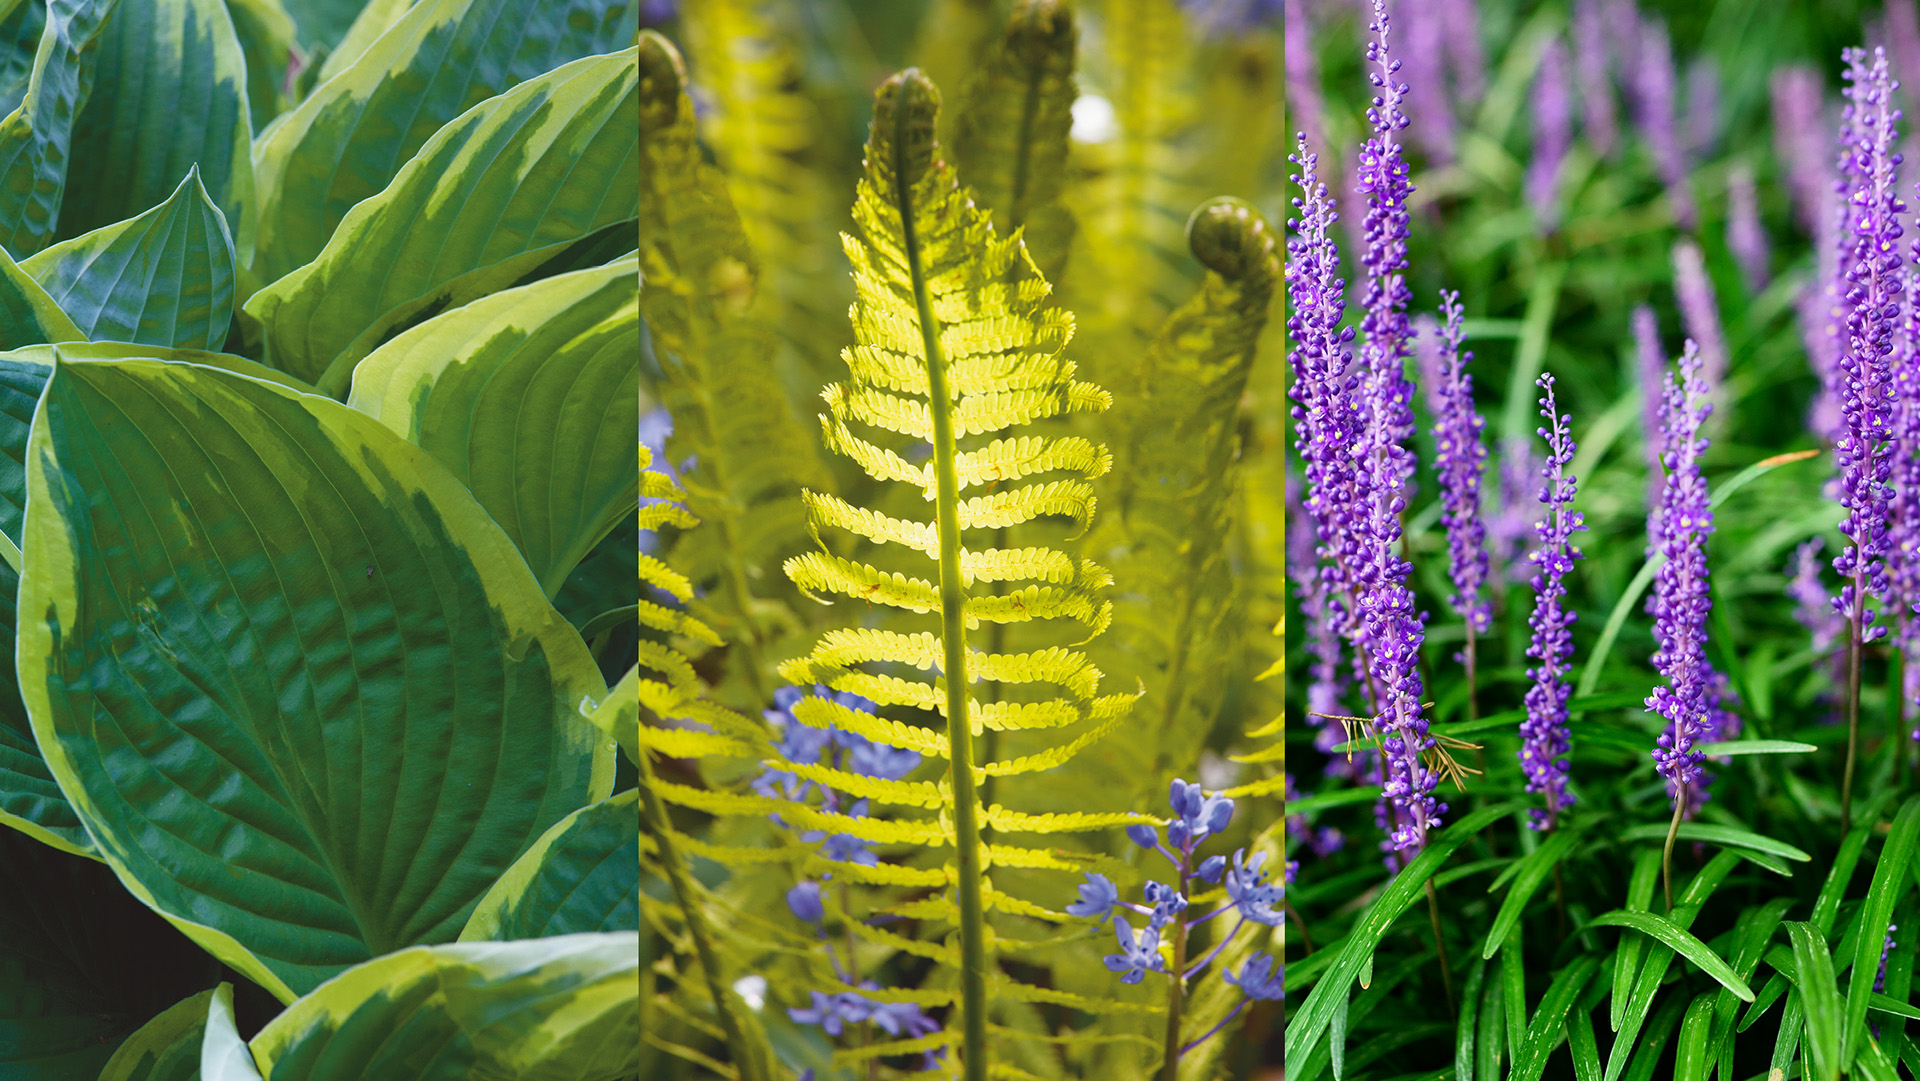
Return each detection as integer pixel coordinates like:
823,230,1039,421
0,0,646,1078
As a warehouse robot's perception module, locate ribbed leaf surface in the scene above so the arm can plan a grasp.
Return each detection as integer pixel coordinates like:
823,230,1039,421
0,242,82,346
57,0,254,261
276,0,373,50
348,255,639,597
0,0,118,256
221,0,295,128
460,788,640,941
244,933,641,1081
244,46,639,394
18,357,613,1001
24,167,236,349
249,0,639,285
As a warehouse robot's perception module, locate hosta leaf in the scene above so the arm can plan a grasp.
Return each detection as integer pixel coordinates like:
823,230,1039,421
23,167,236,349
18,357,614,1002
245,46,639,394
245,933,641,1081
0,241,83,346
0,1,46,119
249,0,640,286
221,0,295,129
348,255,639,597
98,989,215,1081
0,826,222,1079
313,0,408,79
57,0,254,264
0,0,118,257
198,984,259,1081
459,789,639,942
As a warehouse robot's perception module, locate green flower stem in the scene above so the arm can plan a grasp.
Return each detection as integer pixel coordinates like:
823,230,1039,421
636,749,764,1081
1162,868,1191,1081
894,76,990,1081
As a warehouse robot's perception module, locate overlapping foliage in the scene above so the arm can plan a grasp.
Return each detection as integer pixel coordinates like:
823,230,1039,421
0,0,645,1078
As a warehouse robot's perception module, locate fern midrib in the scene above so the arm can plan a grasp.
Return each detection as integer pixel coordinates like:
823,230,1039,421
892,91,990,1081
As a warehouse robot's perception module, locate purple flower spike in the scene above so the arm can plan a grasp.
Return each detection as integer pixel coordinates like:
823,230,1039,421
1572,0,1617,158
1831,47,1906,647
1355,0,1442,855
1634,305,1667,507
1726,165,1769,294
1528,36,1572,230
1672,240,1728,393
1647,341,1716,816
1426,291,1490,635
1490,438,1547,586
1878,924,1899,995
1519,375,1585,830
1634,17,1694,230
1772,65,1834,232
1890,189,1920,714
1682,56,1720,166
1398,1,1454,163
1439,0,1486,114
1288,472,1351,772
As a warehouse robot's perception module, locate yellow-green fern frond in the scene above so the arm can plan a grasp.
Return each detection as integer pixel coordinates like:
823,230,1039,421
1086,198,1280,810
636,31,824,704
951,0,1080,281
775,69,1139,1070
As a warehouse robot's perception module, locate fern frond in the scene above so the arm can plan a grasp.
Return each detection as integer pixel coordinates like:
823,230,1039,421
952,0,1080,281
635,31,823,705
1086,197,1280,812
983,808,1157,834
775,69,1137,1067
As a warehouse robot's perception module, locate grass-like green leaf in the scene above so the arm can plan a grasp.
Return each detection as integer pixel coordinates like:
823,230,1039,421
18,356,613,1001
1586,911,1753,1002
23,166,235,349
1692,739,1818,755
1511,955,1601,1081
57,0,254,261
1673,992,1717,1081
245,46,639,394
1611,847,1662,1032
1482,826,1578,959
1788,921,1843,1081
1616,821,1812,863
1846,796,1920,1060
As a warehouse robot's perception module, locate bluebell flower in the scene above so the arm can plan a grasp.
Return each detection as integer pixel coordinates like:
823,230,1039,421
1103,916,1165,984
1126,823,1160,849
843,731,921,781
1195,855,1227,884
789,989,875,1036
1225,849,1283,926
804,798,879,865
1143,880,1189,922
1167,778,1234,850
868,998,942,1039
1225,953,1283,1001
786,881,824,923
1066,873,1120,920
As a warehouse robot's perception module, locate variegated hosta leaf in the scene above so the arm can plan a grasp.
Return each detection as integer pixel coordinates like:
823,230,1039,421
98,988,215,1081
0,0,118,256
57,0,255,263
250,0,639,286
348,255,640,598
198,984,259,1081
221,0,296,128
0,1,46,117
244,45,640,395
460,788,640,941
0,826,223,1079
18,357,614,1002
276,0,379,51
314,0,410,79
223,933,642,1081
0,241,83,347
24,166,237,349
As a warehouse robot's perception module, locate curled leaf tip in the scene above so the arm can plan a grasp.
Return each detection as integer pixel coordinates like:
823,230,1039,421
872,69,942,187
1007,0,1075,61
1186,197,1278,283
637,30,689,122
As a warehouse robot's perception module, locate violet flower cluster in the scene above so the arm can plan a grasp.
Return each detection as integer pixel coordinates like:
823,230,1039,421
1284,773,1344,860
1065,781,1281,1050
1352,0,1443,855
1893,207,1920,720
1646,341,1717,816
1489,437,1547,587
1632,16,1694,230
1425,291,1491,636
1571,0,1617,159
1527,37,1572,230
1519,376,1585,830
763,687,942,1060
1726,165,1770,294
1634,305,1666,510
1672,240,1728,394
1830,47,1905,646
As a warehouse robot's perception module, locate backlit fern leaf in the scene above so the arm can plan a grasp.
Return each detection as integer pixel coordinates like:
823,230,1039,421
1088,199,1280,806
776,69,1142,1068
636,31,823,704
951,0,1080,282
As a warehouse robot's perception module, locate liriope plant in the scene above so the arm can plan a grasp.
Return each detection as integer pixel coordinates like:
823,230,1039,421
636,29,825,705
773,69,1154,1078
